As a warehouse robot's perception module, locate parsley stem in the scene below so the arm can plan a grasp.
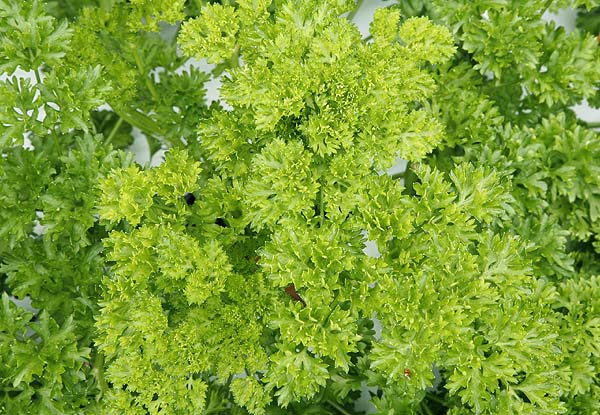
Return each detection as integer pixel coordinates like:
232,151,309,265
390,171,406,180
402,161,418,195
118,107,166,137
421,402,435,415
203,405,229,414
34,68,42,85
425,393,446,405
229,44,241,69
346,0,364,22
105,116,124,145
159,204,179,213
92,352,108,398
322,290,340,327
583,121,600,128
327,400,353,415
319,185,325,227
132,48,159,101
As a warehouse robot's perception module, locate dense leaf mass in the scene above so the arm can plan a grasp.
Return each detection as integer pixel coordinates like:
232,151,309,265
1,0,599,414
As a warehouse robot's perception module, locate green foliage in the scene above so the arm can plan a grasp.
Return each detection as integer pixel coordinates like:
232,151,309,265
0,294,97,414
426,0,600,110
576,6,600,107
1,0,600,414
0,0,71,73
577,6,600,35
65,0,209,152
179,3,241,64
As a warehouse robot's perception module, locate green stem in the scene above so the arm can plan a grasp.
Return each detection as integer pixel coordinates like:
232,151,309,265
421,402,434,415
0,387,25,392
92,352,108,399
346,0,364,22
210,44,241,77
583,121,600,128
203,406,229,414
105,116,124,144
390,171,406,180
425,393,447,405
319,185,325,227
132,48,159,101
118,107,166,137
327,400,353,415
487,80,521,90
229,44,241,69
403,161,419,196
34,68,42,85
159,204,179,214
322,290,340,327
